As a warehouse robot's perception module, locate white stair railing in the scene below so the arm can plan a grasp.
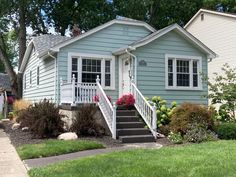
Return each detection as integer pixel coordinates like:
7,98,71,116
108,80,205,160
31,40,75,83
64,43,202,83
96,76,117,139
131,80,157,138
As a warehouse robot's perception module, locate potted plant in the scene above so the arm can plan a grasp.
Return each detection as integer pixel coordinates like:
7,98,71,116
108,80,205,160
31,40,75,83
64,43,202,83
116,94,135,110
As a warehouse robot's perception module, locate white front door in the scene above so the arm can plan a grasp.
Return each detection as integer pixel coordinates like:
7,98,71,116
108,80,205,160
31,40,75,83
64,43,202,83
122,58,131,94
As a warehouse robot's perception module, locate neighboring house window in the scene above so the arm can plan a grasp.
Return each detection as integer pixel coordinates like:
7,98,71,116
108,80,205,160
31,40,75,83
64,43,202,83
69,54,115,89
29,70,32,85
165,55,202,90
36,66,40,85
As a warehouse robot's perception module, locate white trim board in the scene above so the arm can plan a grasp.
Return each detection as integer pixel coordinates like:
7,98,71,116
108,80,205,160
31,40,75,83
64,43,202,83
67,52,115,90
113,24,217,59
51,19,156,52
165,54,203,91
185,9,236,29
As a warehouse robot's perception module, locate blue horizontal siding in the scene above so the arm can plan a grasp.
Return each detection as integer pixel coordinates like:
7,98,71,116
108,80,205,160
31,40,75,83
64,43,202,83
57,23,152,103
133,31,208,105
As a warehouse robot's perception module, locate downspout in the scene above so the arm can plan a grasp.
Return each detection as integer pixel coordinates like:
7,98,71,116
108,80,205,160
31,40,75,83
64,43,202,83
48,51,57,105
125,48,137,85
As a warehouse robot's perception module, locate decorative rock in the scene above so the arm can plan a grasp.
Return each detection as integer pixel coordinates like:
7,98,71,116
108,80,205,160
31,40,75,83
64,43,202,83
156,132,165,138
11,123,21,130
22,127,29,132
58,132,78,140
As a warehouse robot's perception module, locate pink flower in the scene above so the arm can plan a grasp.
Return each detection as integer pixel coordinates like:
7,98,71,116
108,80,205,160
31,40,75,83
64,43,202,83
116,94,135,106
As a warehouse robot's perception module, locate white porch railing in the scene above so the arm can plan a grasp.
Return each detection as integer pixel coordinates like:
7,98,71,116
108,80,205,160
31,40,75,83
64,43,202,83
60,75,97,105
131,80,157,138
60,75,117,139
96,76,117,139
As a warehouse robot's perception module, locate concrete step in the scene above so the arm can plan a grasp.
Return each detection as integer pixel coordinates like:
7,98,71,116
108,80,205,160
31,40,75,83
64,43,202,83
116,110,136,117
119,135,155,143
116,116,140,122
116,122,145,129
117,128,151,136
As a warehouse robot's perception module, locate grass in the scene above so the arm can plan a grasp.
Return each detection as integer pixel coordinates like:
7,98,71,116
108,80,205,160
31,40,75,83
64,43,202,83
29,140,236,177
0,112,3,120
17,139,104,160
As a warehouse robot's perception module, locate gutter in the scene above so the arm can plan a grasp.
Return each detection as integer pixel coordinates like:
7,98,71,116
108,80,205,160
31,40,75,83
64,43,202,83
125,47,137,84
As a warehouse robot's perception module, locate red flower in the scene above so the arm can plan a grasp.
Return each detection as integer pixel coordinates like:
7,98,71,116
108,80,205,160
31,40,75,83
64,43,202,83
7,96,14,105
93,95,112,103
116,94,135,106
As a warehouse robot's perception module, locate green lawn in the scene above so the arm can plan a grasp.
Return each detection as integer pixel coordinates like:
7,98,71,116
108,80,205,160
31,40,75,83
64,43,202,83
17,139,104,160
29,140,236,177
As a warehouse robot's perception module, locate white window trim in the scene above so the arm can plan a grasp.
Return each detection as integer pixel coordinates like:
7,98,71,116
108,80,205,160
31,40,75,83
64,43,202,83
36,65,40,87
68,52,115,90
29,70,33,87
23,73,26,92
165,54,203,90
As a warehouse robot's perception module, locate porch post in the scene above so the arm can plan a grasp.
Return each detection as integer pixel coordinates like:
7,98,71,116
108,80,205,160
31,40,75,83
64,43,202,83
112,102,117,139
152,105,157,138
71,74,76,106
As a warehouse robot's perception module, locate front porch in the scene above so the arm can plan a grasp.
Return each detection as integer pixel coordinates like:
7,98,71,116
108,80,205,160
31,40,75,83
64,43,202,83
60,74,157,143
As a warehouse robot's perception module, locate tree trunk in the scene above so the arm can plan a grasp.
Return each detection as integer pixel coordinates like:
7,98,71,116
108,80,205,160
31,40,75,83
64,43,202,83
17,1,27,98
0,34,19,98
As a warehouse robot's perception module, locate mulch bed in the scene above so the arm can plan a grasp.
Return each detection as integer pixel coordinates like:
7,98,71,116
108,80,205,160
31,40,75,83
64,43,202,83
1,120,172,148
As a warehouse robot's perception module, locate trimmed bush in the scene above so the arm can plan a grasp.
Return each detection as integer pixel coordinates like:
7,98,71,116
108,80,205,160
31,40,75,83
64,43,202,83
170,103,214,135
184,123,217,143
17,100,64,138
70,105,105,136
216,122,236,140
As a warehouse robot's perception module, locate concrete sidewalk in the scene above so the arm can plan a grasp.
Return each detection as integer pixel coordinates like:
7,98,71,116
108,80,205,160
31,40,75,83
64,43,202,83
24,142,162,169
0,128,28,177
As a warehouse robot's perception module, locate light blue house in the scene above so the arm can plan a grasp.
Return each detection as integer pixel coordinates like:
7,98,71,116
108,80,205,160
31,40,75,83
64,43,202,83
19,18,216,143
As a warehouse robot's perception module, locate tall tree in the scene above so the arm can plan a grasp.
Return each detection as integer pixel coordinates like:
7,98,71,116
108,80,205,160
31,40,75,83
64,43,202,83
0,0,46,98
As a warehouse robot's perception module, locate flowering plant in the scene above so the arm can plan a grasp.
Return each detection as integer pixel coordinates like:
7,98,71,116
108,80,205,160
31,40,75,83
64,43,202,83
116,94,135,107
7,96,14,105
93,95,111,103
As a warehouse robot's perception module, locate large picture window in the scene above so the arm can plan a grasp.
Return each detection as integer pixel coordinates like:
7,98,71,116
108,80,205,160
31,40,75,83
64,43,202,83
69,54,115,89
166,55,202,90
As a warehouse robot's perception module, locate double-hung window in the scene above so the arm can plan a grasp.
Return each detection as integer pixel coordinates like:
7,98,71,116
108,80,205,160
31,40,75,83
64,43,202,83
166,55,202,90
69,54,115,89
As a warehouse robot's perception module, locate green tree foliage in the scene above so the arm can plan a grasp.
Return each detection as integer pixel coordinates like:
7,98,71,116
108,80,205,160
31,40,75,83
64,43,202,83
208,64,236,119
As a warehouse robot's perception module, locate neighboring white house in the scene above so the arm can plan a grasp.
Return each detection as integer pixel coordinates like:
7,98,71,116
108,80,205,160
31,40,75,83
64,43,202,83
185,9,236,81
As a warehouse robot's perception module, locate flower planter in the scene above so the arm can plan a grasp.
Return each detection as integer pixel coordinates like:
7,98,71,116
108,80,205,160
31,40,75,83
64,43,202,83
116,105,135,110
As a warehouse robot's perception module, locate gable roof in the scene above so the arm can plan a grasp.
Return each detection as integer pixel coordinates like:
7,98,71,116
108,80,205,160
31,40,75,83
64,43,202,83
50,18,156,52
113,23,217,58
185,9,236,29
19,35,70,73
0,73,11,91
33,35,71,57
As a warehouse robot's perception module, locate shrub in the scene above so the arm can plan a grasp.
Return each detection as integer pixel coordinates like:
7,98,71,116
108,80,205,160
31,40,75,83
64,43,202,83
184,123,217,143
8,112,14,120
13,99,31,116
70,105,105,136
170,103,214,135
17,100,64,138
116,94,135,107
151,96,177,128
168,132,183,144
216,122,236,140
